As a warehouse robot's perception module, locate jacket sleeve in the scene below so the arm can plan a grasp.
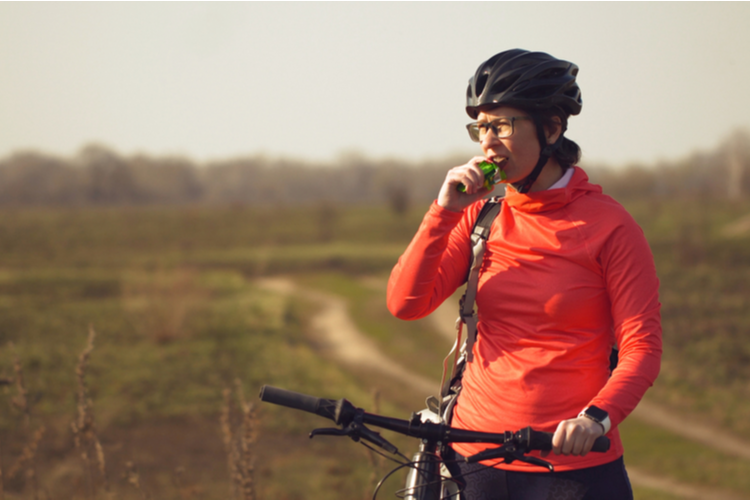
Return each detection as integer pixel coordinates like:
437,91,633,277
589,212,662,427
387,201,479,320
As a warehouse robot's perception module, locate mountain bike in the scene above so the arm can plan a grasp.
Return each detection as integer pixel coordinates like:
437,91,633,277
259,385,610,500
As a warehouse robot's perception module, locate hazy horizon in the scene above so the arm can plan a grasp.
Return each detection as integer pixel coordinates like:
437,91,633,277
2,2,749,168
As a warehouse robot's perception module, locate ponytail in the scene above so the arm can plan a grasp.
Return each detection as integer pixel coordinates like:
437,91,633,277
536,107,581,170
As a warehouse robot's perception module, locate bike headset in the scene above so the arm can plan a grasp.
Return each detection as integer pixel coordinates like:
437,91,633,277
465,49,583,194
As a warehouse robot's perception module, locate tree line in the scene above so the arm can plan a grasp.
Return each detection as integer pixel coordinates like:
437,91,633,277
0,129,747,208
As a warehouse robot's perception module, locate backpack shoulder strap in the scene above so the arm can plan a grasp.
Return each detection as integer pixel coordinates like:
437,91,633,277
459,196,503,362
439,196,504,404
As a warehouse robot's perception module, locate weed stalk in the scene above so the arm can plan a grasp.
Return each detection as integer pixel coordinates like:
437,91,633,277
7,425,45,500
7,342,43,500
365,388,382,499
221,381,257,500
70,326,112,499
10,343,30,428
236,379,256,500
220,387,240,499
124,461,148,500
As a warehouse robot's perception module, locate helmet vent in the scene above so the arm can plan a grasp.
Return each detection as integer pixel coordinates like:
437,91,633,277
489,76,518,95
475,74,489,97
519,84,559,100
536,67,567,80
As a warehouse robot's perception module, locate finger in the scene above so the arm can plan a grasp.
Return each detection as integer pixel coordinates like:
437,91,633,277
438,161,494,211
581,431,600,457
461,167,484,194
551,421,566,455
562,422,586,456
561,427,577,456
571,430,587,456
464,157,492,191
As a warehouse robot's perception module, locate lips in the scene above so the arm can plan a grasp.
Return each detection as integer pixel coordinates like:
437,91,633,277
491,157,508,182
491,157,508,173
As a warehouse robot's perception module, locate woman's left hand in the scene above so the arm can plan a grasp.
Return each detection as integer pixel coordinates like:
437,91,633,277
549,417,605,457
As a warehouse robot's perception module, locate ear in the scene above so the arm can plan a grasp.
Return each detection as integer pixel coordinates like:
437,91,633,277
545,116,563,144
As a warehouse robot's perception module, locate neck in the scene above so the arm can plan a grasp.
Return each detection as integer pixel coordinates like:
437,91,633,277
526,158,564,192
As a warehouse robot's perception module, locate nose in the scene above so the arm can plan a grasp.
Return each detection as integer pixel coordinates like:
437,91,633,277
480,126,502,152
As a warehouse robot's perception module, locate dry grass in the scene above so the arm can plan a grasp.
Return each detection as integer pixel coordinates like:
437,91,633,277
10,343,30,428
6,425,45,500
3,327,262,499
70,326,112,500
5,342,44,500
365,388,383,499
122,268,207,345
123,461,148,499
220,379,258,500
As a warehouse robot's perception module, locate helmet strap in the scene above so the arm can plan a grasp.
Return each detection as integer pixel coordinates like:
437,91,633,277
512,114,564,194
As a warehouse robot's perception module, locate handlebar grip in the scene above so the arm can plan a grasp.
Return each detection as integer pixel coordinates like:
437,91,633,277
532,431,610,452
592,436,610,453
259,385,333,419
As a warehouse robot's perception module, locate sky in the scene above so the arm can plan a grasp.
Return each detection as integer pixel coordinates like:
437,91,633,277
1,2,749,168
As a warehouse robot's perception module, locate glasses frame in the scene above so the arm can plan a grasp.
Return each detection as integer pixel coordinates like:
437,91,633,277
466,116,532,143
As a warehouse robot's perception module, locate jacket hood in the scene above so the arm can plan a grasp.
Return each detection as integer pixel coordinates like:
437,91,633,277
503,166,602,213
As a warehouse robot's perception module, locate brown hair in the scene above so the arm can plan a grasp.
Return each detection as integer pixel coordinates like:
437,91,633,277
535,106,581,170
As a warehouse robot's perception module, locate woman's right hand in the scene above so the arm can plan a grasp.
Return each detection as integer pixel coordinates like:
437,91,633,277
437,156,496,212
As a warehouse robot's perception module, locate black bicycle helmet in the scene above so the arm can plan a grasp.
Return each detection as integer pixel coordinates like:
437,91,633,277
466,49,582,119
466,49,582,193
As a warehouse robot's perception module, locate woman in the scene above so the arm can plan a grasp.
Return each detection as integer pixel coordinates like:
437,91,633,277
386,49,662,499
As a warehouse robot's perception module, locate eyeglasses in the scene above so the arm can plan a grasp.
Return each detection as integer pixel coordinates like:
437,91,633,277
466,116,532,142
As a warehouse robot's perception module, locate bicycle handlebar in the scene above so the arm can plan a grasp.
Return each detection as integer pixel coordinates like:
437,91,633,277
259,385,610,457
260,385,337,420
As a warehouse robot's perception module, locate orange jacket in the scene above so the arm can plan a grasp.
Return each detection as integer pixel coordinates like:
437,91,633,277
387,167,662,471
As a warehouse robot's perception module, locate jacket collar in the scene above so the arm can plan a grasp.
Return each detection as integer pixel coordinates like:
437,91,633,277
503,167,601,213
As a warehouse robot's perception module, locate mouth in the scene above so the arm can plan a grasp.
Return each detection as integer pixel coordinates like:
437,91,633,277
491,156,508,167
491,157,508,182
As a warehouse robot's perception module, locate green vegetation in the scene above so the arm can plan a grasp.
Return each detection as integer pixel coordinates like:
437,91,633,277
620,417,750,494
1,197,750,499
627,199,750,438
0,204,433,499
631,487,685,500
0,266,390,499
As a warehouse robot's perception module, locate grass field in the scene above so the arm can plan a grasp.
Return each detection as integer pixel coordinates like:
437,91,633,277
1,198,749,499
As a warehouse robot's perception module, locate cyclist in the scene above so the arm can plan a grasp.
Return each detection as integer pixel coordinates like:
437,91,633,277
386,49,662,499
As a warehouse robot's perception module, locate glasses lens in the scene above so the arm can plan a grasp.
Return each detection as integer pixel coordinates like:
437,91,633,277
467,118,517,141
493,119,513,138
466,123,481,142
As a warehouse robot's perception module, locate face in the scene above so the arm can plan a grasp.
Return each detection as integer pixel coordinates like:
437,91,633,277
476,106,542,185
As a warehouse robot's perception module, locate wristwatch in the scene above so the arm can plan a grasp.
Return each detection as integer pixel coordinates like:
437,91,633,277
578,405,611,434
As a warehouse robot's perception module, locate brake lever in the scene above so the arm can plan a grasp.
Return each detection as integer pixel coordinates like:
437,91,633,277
310,427,348,438
465,442,514,464
356,423,399,454
465,443,554,472
514,454,554,472
310,422,399,455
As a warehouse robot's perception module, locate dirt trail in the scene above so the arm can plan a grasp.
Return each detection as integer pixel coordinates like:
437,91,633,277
259,277,748,500
257,277,437,396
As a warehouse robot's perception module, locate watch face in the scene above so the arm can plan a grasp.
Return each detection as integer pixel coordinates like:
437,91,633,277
586,406,608,422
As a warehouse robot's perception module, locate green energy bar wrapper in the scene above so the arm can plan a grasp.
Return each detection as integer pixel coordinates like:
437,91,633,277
457,160,507,193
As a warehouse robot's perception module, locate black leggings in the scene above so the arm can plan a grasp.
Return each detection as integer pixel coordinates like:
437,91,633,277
443,449,634,500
